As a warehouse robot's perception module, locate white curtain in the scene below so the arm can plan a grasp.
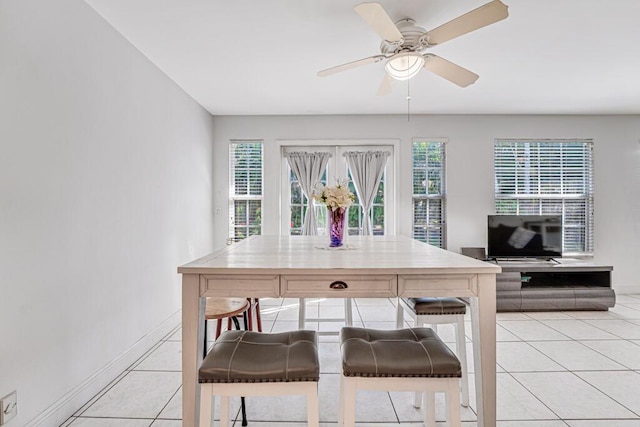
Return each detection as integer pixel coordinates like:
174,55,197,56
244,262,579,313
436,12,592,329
344,150,390,235
285,151,331,235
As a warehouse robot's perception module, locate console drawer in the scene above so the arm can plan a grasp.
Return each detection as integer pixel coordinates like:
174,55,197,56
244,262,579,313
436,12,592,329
281,274,397,298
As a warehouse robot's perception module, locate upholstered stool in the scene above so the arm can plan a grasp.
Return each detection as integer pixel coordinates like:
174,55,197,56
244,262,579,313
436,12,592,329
339,327,461,427
396,297,470,408
199,330,320,427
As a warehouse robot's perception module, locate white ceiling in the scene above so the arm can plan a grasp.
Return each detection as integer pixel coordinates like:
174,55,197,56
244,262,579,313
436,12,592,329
84,0,640,116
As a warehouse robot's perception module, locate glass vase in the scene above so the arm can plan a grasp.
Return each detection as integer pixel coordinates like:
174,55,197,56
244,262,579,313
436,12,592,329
328,207,347,247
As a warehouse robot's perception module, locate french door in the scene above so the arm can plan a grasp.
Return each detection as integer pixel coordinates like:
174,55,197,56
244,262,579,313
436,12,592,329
281,144,395,236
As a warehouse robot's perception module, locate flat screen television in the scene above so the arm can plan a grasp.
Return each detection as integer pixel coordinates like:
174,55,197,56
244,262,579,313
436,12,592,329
487,215,563,259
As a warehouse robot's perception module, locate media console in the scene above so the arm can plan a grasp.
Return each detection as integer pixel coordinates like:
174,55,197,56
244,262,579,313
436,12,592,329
493,259,615,312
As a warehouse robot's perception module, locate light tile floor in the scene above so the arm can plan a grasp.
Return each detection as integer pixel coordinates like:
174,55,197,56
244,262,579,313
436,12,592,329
62,295,640,426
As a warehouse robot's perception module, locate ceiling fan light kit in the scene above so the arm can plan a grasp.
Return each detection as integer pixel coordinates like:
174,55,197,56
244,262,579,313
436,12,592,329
318,0,509,92
385,52,425,81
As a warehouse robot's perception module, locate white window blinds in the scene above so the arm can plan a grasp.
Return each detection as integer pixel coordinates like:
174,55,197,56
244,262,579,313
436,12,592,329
412,140,446,248
494,139,594,255
229,140,263,242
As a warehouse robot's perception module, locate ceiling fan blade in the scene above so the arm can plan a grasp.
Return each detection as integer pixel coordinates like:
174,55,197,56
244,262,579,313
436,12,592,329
317,55,386,77
425,0,509,46
376,73,395,96
423,54,479,87
354,2,403,43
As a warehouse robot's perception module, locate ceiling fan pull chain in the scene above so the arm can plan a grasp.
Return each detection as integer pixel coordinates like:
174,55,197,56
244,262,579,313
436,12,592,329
407,79,411,122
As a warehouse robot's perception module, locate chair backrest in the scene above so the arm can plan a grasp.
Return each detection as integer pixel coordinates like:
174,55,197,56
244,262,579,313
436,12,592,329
460,247,486,260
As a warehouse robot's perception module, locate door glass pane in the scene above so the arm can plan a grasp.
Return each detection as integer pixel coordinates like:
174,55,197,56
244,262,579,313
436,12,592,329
346,168,385,235
289,164,328,235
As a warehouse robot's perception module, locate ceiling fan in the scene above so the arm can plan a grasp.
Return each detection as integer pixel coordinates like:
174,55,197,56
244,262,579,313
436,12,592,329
318,0,509,95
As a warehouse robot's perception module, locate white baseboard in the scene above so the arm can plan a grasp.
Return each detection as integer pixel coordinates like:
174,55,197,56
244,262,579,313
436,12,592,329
26,310,181,427
613,284,640,295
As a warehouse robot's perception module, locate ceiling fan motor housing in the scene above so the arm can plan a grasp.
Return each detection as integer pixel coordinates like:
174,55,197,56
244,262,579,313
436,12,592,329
380,18,427,54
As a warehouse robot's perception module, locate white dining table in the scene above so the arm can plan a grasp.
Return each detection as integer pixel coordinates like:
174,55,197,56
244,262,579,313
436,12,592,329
178,235,501,426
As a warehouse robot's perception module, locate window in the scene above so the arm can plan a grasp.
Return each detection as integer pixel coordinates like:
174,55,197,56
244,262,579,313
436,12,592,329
412,140,446,248
494,139,594,256
229,140,262,242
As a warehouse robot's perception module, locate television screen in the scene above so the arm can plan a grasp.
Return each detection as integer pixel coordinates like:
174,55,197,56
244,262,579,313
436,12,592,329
488,215,562,258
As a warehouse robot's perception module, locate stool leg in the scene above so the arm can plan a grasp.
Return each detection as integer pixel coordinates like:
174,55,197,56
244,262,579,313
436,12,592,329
203,320,208,359
447,380,461,427
232,316,241,331
345,298,353,327
244,298,262,332
215,319,223,340
199,384,212,427
343,377,357,427
396,298,404,328
242,311,249,331
455,314,470,407
219,395,230,427
414,313,423,408
231,316,248,426
414,388,422,408
240,397,248,426
246,298,253,331
254,298,262,332
338,375,345,427
298,298,306,329
424,390,436,427
306,383,320,427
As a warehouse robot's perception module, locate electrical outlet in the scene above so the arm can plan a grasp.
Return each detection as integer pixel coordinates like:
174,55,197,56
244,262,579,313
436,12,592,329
0,391,17,425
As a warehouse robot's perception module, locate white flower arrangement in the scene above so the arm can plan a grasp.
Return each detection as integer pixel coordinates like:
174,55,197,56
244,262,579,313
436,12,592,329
312,179,355,211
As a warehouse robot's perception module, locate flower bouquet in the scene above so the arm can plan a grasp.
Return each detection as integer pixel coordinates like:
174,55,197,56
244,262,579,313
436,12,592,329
312,179,355,247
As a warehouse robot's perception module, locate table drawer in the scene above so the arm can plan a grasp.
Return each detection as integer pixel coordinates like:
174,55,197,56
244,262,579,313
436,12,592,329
200,274,280,298
398,274,478,297
281,275,397,298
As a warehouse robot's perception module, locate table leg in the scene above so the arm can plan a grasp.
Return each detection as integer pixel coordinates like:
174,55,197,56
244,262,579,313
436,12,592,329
182,274,205,427
470,273,497,427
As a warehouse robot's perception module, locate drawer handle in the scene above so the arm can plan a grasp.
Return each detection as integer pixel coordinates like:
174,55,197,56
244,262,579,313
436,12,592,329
329,280,348,290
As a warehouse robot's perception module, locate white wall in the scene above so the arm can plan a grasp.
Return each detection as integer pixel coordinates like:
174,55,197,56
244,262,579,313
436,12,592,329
0,0,215,424
212,115,640,289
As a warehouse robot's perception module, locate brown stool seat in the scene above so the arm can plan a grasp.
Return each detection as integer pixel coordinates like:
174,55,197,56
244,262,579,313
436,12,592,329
205,297,250,320
199,330,320,384
402,297,467,316
340,327,461,378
